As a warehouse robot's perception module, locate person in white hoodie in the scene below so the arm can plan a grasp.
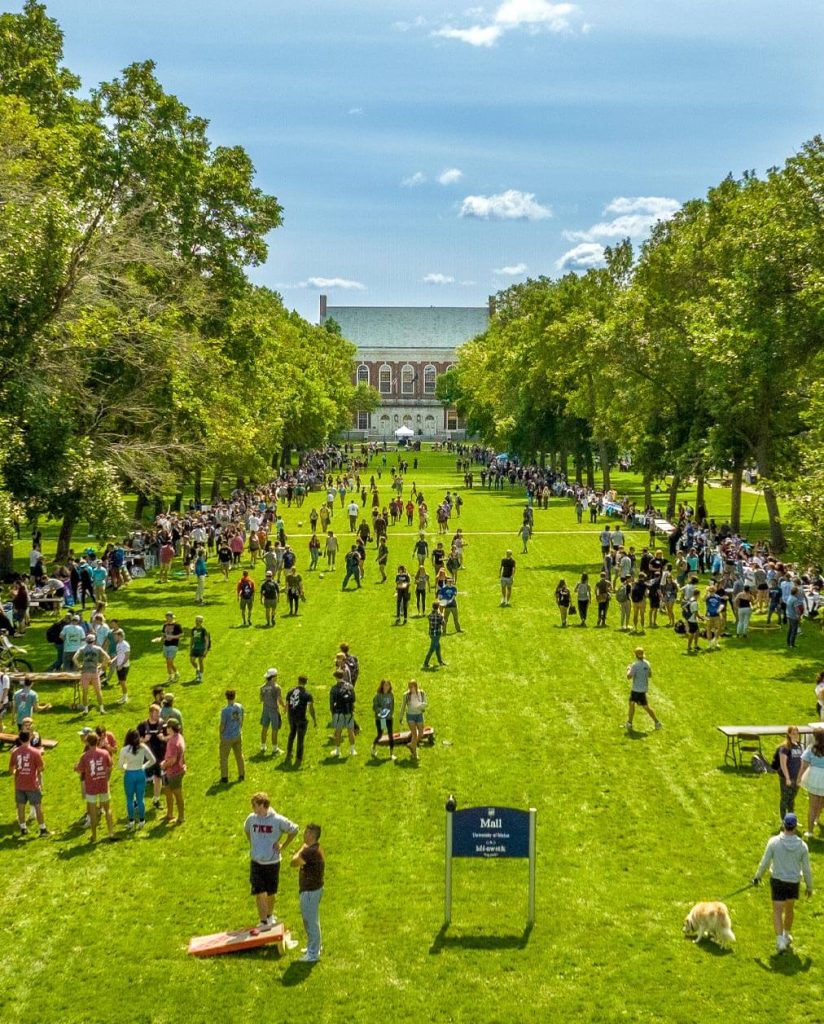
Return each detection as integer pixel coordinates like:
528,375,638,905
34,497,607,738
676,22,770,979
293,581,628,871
752,813,813,954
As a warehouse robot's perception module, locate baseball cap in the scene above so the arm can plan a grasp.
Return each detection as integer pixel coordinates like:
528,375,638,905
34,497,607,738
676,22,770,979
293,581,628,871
264,668,278,678
78,727,94,737
784,813,798,830
266,570,273,576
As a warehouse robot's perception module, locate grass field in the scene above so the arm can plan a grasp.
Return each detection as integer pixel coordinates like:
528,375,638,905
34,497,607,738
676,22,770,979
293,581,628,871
2,451,823,1024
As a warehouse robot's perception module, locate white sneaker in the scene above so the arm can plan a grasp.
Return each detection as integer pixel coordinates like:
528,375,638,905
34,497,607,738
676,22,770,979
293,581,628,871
776,934,788,953
116,696,127,705
126,821,135,831
350,746,357,756
267,914,278,927
332,748,340,758
784,931,793,947
623,721,632,730
98,706,106,714
655,721,663,730
273,747,283,755
260,745,267,754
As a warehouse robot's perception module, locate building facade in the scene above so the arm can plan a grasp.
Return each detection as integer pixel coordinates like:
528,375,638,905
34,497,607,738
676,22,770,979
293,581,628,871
320,295,490,440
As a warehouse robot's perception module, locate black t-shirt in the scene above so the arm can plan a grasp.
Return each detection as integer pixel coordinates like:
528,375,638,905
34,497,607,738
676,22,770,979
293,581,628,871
631,581,647,602
500,557,516,577
138,718,166,758
395,572,410,592
286,686,313,723
261,580,279,600
162,622,183,646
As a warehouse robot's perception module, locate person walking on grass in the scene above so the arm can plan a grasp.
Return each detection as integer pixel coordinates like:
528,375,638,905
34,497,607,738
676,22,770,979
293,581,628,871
752,813,813,955
189,615,211,683
595,571,612,627
776,726,803,826
10,730,49,837
372,679,395,760
194,548,208,604
152,611,183,683
160,719,185,825
414,564,430,616
399,679,427,760
72,633,110,716
797,728,824,839
395,564,411,623
219,689,245,783
260,668,286,755
341,545,362,590
500,550,516,607
324,530,338,569
623,647,662,732
237,571,255,626
518,521,531,554
329,671,357,758
244,792,299,932
286,675,316,767
555,578,571,627
684,588,703,654
74,731,114,842
575,573,591,626
291,823,325,963
118,729,156,830
423,602,446,670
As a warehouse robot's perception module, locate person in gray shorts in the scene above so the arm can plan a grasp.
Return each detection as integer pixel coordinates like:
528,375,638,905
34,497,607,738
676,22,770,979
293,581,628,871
623,647,662,732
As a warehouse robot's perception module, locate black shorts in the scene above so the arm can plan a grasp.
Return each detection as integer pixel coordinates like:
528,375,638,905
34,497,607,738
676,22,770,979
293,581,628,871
629,690,648,706
770,877,799,902
145,763,161,779
250,860,280,896
687,621,699,634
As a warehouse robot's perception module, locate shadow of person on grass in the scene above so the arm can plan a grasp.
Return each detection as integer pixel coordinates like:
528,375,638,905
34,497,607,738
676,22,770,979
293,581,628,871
755,950,812,975
281,959,318,986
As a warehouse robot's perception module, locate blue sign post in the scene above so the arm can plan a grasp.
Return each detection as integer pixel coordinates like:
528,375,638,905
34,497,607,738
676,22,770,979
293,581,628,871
444,803,537,926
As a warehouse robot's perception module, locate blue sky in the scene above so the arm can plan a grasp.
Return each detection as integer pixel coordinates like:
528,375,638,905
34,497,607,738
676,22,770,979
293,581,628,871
13,0,824,321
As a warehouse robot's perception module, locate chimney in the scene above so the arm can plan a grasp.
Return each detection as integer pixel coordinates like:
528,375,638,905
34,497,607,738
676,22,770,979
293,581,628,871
319,294,327,322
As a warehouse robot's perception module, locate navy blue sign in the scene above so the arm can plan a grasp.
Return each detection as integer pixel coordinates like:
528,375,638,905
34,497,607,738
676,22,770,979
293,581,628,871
451,806,530,859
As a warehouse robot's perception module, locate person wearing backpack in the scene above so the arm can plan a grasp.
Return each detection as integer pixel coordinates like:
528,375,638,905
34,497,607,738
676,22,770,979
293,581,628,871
260,570,280,627
615,577,631,631
338,643,359,687
684,588,702,654
236,571,256,626
774,726,803,825
329,671,356,758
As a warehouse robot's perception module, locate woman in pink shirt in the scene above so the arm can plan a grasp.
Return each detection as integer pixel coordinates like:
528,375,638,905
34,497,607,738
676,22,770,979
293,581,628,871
160,719,186,825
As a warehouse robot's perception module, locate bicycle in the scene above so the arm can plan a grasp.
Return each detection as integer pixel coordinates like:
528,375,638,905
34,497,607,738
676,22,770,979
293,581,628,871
0,632,33,674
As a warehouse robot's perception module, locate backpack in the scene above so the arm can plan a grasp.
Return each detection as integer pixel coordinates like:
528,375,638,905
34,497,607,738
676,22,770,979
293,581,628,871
334,682,355,715
344,654,359,685
681,600,692,620
239,580,253,600
616,584,628,603
770,746,784,772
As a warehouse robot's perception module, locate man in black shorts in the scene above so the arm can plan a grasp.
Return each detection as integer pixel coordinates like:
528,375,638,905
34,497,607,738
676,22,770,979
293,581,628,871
243,792,299,931
499,549,516,607
752,812,813,954
623,647,662,732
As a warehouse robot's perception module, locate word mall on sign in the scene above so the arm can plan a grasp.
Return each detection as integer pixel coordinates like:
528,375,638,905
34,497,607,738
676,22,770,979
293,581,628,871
480,817,502,828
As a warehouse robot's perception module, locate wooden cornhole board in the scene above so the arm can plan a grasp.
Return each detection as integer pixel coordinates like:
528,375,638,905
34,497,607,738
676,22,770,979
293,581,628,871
377,725,436,747
0,733,58,749
188,922,291,957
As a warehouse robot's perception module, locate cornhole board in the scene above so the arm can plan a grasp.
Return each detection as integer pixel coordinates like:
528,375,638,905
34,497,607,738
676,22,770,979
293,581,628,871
0,733,58,749
188,923,290,957
377,725,436,747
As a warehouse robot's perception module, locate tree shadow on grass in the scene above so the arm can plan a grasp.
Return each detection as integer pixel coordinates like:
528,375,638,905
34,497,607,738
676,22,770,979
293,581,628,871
524,564,592,575
754,951,812,974
429,922,533,954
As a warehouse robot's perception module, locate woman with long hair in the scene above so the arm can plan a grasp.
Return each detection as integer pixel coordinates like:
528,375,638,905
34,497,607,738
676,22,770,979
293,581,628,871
372,679,395,761
777,726,803,824
399,679,427,761
575,573,591,627
118,728,156,830
555,578,571,627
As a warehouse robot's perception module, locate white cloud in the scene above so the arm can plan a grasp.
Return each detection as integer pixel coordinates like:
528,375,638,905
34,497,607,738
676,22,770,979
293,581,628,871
347,107,364,116
301,276,366,291
434,24,503,46
433,0,579,47
563,195,680,242
401,171,427,187
423,273,455,284
460,189,552,221
555,242,606,271
493,262,528,275
438,167,464,185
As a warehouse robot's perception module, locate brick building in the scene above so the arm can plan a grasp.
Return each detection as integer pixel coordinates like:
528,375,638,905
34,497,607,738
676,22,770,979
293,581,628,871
319,295,490,439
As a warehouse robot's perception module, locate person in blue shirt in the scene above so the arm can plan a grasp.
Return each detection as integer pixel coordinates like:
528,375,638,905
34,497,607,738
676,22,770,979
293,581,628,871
704,586,724,650
436,574,462,634
219,689,245,783
194,550,208,605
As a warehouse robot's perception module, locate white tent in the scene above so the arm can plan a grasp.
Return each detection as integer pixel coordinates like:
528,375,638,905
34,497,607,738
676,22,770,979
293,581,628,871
394,425,414,438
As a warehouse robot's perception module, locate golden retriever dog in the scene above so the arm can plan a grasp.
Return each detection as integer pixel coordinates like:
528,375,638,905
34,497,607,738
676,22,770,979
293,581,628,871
683,901,735,948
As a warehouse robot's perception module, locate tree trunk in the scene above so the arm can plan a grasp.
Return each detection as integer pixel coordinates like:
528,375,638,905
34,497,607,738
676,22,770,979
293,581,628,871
539,451,546,469
560,447,568,479
585,447,595,489
135,492,149,523
761,484,786,553
193,468,202,507
730,466,743,534
56,515,75,562
550,450,557,472
0,543,14,580
666,475,680,520
236,477,245,491
281,446,291,467
171,489,183,513
210,469,222,502
599,441,611,491
574,451,583,485
153,496,165,517
696,473,706,522
643,471,652,509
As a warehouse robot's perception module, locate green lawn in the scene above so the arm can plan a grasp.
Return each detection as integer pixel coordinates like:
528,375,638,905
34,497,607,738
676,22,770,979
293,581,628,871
2,452,823,1024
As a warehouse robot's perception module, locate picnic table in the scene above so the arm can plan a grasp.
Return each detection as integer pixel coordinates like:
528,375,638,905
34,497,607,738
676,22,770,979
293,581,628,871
717,723,822,767
654,519,675,536
9,672,81,684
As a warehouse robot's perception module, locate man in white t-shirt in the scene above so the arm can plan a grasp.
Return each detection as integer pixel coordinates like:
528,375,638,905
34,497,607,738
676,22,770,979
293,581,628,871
624,647,662,732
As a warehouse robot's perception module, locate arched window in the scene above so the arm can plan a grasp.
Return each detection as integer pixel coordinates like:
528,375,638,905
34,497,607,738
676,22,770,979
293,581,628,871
424,414,436,434
403,414,413,429
356,364,369,386
424,365,437,395
379,364,392,395
401,364,415,396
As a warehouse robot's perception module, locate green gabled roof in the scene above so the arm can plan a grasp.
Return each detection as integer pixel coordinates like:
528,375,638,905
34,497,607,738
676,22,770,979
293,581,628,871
323,305,489,350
